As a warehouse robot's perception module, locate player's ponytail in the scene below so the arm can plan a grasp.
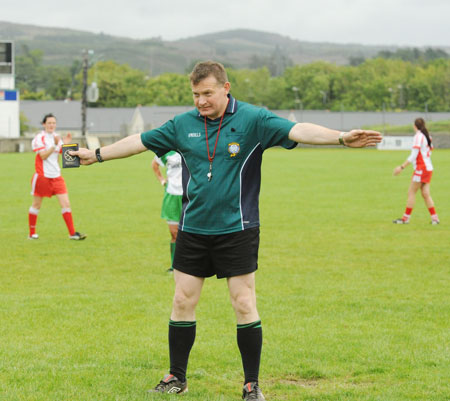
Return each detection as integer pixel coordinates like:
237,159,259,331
414,118,432,148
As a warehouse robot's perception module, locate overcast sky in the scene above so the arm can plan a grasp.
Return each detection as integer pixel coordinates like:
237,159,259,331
2,0,450,47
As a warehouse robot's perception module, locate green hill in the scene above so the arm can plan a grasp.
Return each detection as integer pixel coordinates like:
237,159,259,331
0,21,405,75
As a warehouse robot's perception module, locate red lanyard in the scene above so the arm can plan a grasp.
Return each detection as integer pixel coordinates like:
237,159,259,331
204,99,229,181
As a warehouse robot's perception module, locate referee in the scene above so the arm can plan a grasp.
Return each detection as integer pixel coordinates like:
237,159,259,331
73,61,382,401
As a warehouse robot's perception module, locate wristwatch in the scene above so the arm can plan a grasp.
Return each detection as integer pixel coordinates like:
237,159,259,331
95,148,104,163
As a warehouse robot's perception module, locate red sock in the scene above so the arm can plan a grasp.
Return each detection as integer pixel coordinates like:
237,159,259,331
29,214,37,235
428,207,438,220
403,207,413,221
28,208,39,236
62,209,76,236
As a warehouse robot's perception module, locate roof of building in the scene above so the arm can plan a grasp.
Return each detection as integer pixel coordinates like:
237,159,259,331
20,100,450,135
20,100,194,134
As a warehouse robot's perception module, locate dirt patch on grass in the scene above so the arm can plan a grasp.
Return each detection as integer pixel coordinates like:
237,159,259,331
268,376,323,388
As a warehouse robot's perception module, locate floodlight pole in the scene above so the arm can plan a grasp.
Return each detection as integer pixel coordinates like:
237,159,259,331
81,49,88,138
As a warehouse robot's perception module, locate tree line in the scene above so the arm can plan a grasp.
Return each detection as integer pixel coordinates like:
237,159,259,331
16,46,449,112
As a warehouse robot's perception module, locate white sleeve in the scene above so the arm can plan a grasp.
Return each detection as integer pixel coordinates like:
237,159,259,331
154,155,164,167
407,147,419,164
32,133,46,152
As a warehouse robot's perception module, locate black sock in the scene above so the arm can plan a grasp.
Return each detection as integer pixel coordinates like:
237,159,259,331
168,320,196,383
237,320,262,384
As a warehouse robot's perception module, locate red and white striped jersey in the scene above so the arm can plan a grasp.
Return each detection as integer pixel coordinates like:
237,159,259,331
407,130,433,171
31,131,61,178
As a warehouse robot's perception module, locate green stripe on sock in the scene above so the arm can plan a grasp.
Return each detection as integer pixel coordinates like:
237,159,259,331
237,320,262,329
169,320,196,328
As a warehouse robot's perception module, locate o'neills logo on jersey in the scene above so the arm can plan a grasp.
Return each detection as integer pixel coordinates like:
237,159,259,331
188,132,201,138
228,142,240,157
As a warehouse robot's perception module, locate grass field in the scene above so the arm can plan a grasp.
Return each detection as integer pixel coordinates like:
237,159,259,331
1,148,449,401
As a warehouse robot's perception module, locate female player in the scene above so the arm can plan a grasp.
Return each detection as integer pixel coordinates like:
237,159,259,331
152,151,183,271
393,118,439,225
28,113,86,239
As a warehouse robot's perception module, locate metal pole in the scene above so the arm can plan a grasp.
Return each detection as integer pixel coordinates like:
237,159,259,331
81,50,88,137
299,100,303,123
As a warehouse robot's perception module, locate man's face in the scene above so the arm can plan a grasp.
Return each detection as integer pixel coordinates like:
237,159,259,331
191,75,230,120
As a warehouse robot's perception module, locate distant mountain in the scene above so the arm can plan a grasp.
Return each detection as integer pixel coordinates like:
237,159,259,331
1,21,446,75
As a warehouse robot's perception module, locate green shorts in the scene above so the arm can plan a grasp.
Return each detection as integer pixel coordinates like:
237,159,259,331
161,192,182,223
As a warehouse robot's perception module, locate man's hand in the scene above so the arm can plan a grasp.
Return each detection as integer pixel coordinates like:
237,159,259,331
69,147,96,165
343,130,382,148
393,166,403,176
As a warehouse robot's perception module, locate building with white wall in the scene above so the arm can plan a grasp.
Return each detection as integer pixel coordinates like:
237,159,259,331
0,41,19,138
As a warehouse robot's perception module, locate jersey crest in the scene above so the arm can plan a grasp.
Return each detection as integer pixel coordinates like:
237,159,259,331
228,142,240,157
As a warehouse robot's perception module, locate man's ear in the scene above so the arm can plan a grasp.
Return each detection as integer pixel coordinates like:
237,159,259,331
224,82,231,94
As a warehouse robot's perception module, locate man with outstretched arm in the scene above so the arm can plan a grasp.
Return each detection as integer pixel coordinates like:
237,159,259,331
72,61,381,401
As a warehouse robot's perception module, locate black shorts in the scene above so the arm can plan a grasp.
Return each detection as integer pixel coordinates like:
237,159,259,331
173,227,260,279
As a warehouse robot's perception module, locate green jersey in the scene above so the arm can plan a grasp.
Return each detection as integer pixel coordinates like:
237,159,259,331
141,95,296,235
